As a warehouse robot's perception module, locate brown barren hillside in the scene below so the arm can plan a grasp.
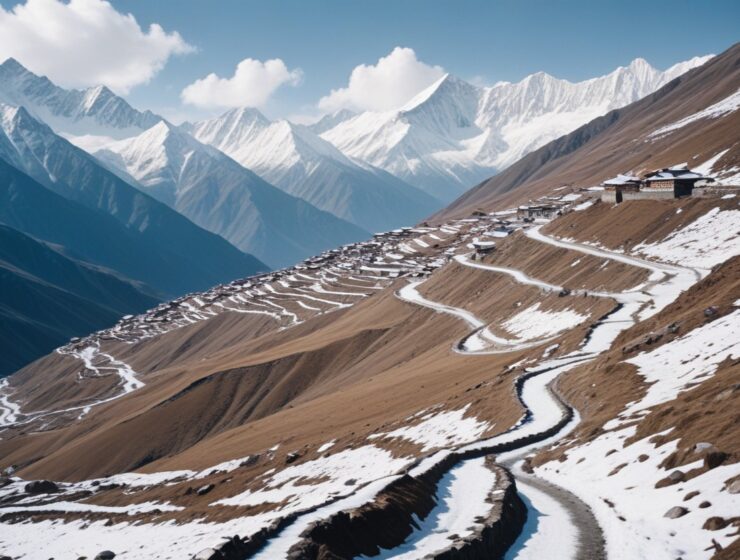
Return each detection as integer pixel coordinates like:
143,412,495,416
1,191,737,559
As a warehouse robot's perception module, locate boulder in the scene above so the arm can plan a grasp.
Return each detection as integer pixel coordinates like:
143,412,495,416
726,479,740,494
704,451,728,470
94,552,116,560
196,484,214,496
285,452,301,464
24,480,59,494
239,455,259,468
657,470,685,488
703,517,729,531
664,506,689,519
699,501,711,508
693,442,715,453
683,490,700,501
668,470,686,482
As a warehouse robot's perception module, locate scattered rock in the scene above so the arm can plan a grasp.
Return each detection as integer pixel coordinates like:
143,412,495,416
608,463,628,476
0,476,11,488
196,484,214,496
0,555,13,560
703,306,719,318
683,490,700,501
94,552,116,560
239,454,259,468
285,452,301,464
637,454,649,462
558,288,571,297
664,506,689,519
704,451,728,470
703,517,729,531
698,501,711,508
669,470,686,482
726,479,740,494
693,442,714,453
344,478,357,486
24,480,59,494
656,470,686,488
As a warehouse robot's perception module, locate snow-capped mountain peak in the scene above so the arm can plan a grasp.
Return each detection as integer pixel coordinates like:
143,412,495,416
319,54,713,200
188,106,441,233
0,58,162,142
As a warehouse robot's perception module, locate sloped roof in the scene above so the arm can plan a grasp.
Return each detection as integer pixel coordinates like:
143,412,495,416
603,173,641,186
644,166,712,181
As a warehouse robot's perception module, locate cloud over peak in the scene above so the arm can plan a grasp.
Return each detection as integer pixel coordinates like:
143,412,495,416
0,0,193,94
181,58,303,110
318,47,446,113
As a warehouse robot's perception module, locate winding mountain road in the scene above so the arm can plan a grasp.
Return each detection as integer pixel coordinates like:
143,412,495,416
227,224,703,559
340,227,701,559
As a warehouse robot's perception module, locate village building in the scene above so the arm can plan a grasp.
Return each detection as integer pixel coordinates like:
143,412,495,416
471,239,496,260
641,166,713,198
601,174,641,203
517,204,562,220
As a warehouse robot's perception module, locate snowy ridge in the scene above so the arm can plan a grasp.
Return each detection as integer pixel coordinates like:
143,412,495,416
0,58,162,141
187,107,441,233
320,56,712,200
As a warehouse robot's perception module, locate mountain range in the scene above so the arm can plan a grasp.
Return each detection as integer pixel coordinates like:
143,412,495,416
0,103,266,294
319,56,712,201
0,52,717,376
439,48,739,218
0,57,161,144
94,120,369,268
186,108,440,233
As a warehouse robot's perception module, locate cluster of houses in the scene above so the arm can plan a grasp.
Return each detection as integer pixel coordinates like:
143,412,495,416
601,165,714,203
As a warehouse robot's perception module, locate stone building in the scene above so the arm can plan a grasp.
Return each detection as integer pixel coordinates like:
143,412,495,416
641,166,713,198
601,174,641,203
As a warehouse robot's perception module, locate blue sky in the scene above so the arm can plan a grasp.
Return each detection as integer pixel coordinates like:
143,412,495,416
2,0,738,122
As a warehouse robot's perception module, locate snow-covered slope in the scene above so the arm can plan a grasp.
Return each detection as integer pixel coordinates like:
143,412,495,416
0,58,162,147
188,108,441,233
320,56,712,201
94,121,369,268
308,109,357,135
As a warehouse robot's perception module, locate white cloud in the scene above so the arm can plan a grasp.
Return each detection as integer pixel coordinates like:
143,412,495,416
318,47,445,113
181,58,302,109
0,0,193,94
